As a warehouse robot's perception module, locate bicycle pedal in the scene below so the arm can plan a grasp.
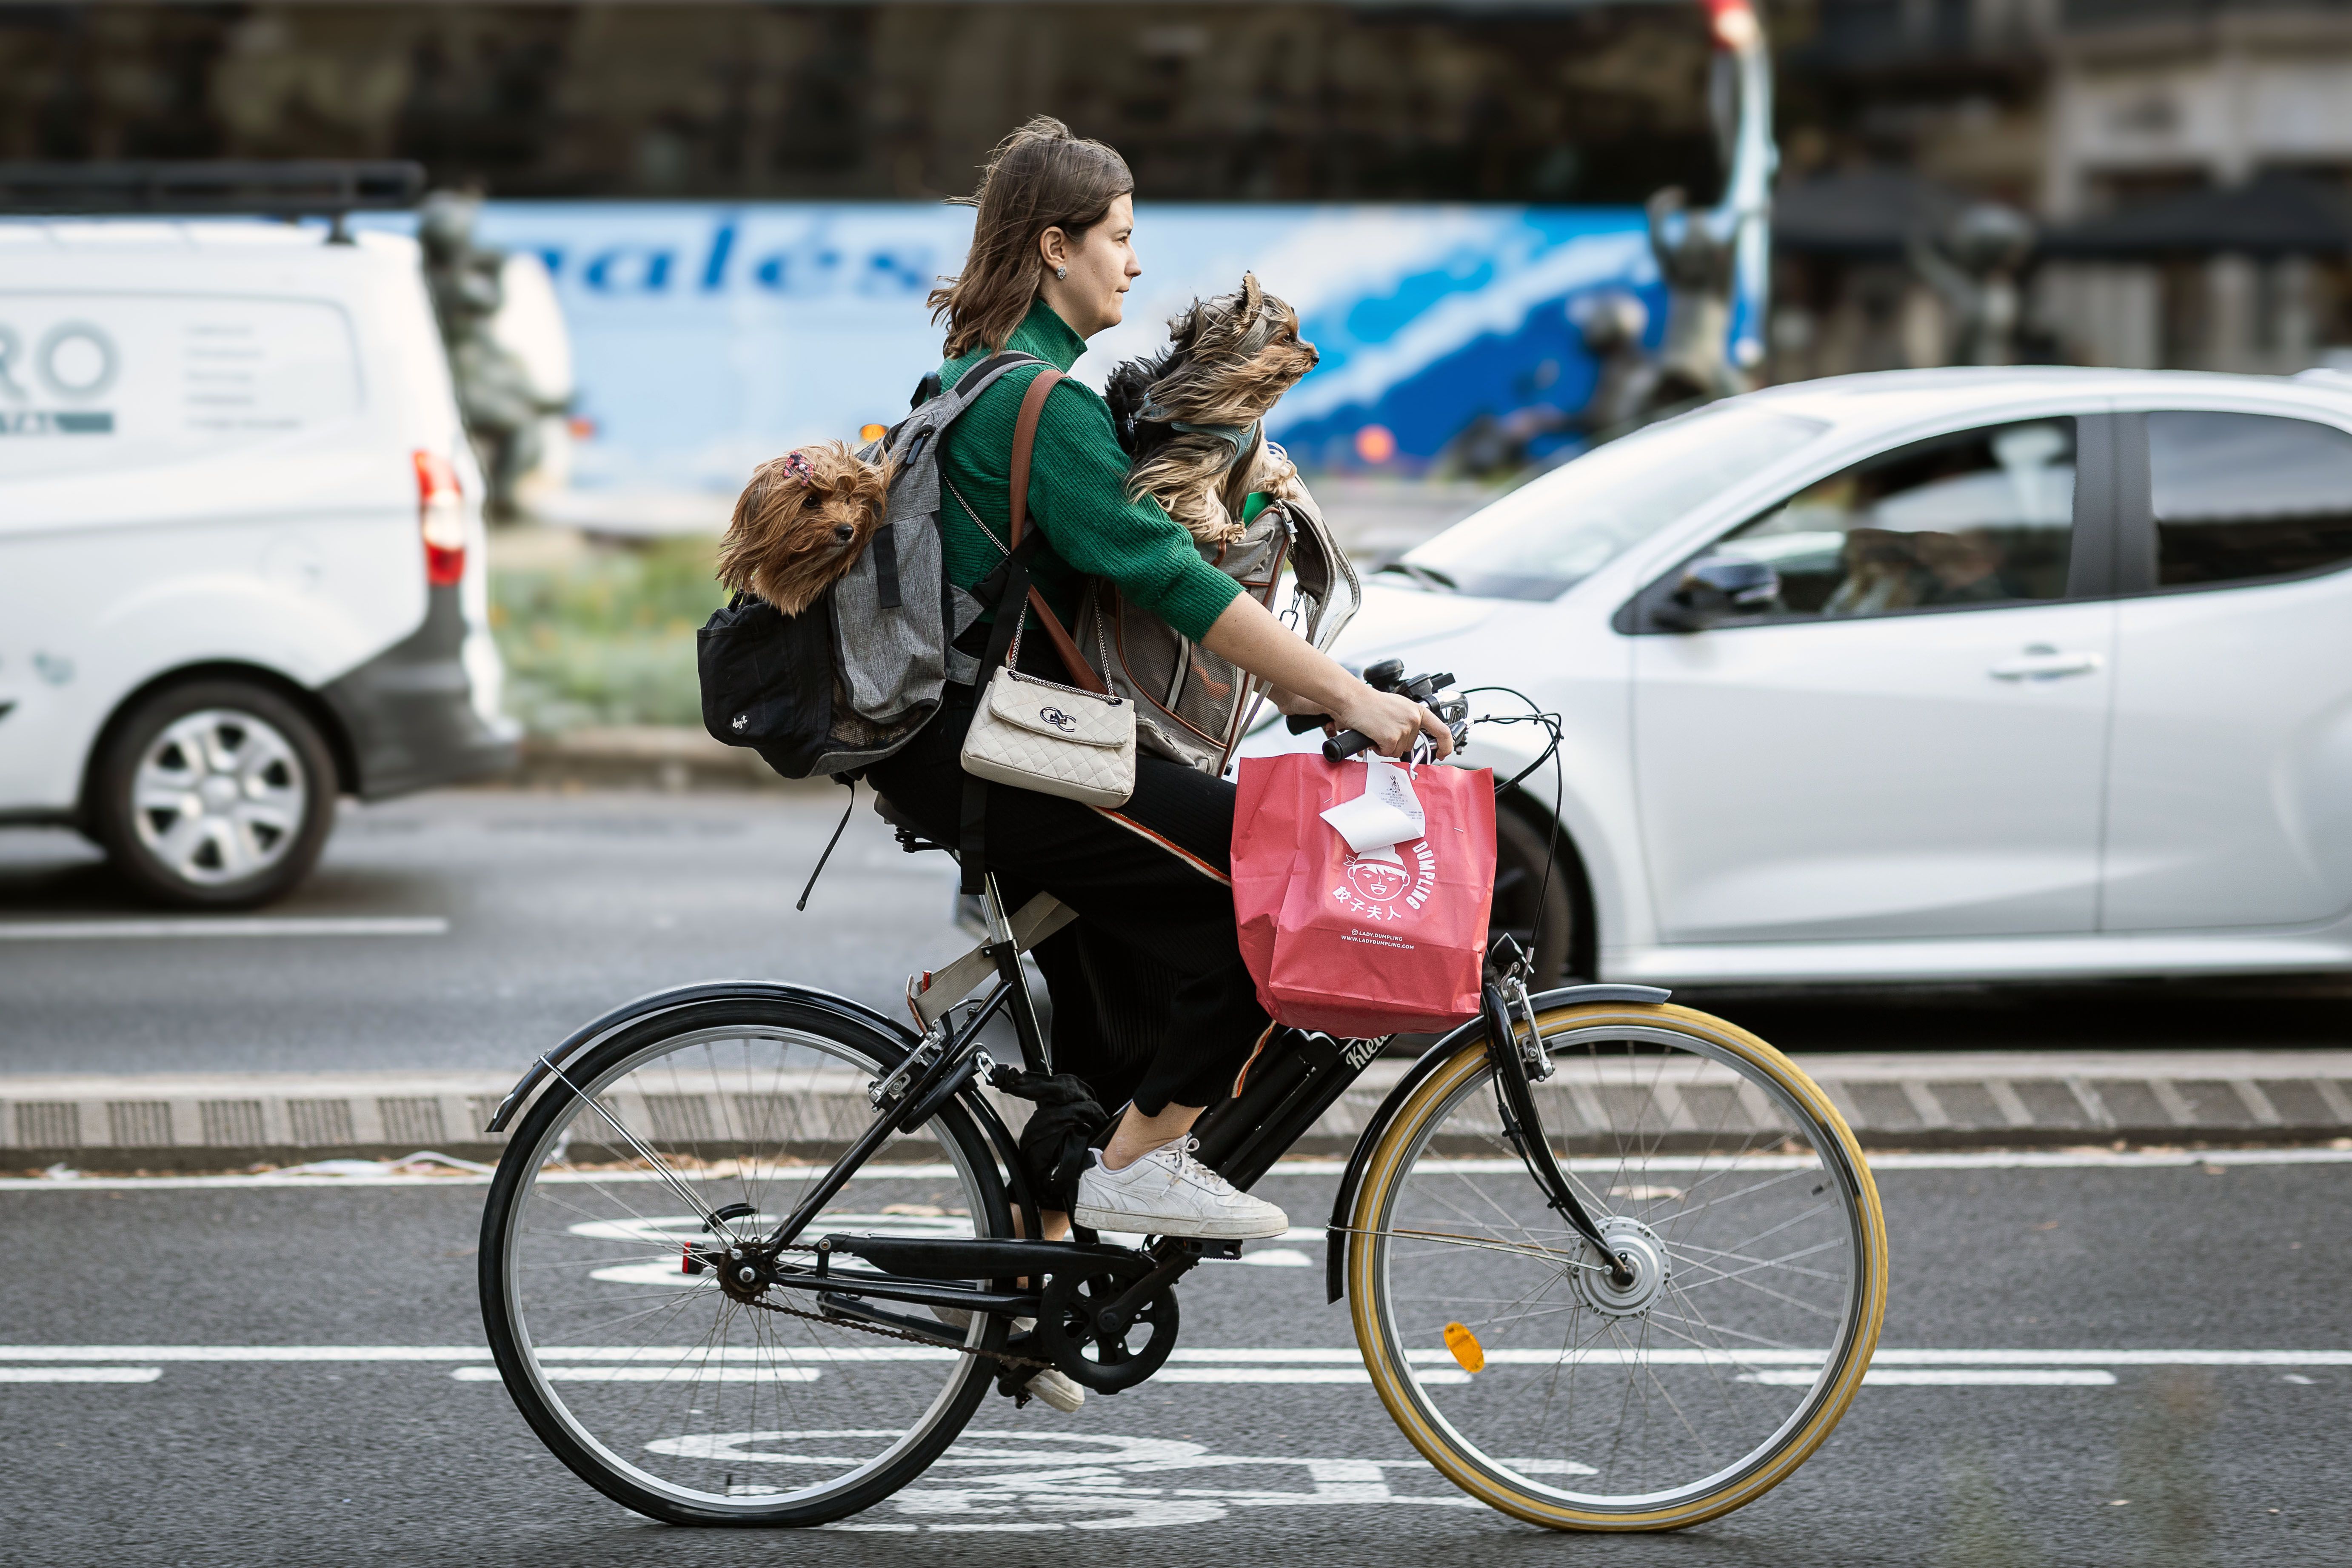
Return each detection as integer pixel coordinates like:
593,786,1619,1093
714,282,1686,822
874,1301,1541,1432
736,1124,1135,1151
1184,1240,1245,1262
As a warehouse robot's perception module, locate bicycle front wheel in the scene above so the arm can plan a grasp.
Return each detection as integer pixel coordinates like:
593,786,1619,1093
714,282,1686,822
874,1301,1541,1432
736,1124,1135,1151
1347,1002,1887,1530
479,997,1013,1526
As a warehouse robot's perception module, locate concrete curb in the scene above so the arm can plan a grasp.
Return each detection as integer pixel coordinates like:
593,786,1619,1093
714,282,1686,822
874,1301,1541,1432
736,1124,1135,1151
507,726,821,794
9,1050,2352,1174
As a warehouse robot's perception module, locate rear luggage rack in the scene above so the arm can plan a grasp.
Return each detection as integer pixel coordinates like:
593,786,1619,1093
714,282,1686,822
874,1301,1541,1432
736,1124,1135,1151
0,160,425,240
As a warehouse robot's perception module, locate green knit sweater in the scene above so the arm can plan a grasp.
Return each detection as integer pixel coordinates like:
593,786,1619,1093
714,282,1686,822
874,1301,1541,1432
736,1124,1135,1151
937,301,1242,644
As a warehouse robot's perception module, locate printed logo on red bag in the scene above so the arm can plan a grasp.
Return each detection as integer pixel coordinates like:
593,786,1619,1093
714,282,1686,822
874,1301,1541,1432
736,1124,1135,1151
1332,839,1438,921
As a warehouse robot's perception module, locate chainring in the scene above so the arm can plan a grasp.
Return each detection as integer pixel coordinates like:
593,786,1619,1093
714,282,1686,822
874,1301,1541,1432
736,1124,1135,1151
1030,1266,1180,1394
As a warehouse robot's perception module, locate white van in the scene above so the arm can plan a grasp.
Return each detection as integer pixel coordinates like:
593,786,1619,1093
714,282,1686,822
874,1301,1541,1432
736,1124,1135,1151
0,219,517,907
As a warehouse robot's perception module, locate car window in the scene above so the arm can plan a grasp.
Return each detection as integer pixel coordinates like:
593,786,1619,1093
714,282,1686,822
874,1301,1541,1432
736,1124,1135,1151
0,292,362,483
1710,419,2077,620
2148,411,2352,587
1395,404,1828,600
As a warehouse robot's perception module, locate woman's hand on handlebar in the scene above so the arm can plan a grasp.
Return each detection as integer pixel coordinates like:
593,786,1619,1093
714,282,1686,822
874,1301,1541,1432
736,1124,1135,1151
1332,685,1455,760
1197,597,1451,756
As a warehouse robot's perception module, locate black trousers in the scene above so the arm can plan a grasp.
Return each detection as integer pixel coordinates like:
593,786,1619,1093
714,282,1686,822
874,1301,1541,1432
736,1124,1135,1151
867,683,1268,1116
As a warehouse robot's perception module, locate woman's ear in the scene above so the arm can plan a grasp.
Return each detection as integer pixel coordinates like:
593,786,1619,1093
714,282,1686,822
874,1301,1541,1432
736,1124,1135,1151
1037,225,1069,275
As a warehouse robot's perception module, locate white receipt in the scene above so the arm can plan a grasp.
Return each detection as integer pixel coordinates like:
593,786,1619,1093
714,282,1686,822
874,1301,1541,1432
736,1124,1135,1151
1320,758,1426,853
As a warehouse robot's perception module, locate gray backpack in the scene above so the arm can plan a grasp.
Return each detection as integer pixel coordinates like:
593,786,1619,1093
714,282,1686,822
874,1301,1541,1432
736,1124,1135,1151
696,352,1044,779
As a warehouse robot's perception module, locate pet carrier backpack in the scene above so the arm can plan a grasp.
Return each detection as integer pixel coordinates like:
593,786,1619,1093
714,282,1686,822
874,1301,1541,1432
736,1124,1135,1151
1074,444,1360,777
696,352,1046,780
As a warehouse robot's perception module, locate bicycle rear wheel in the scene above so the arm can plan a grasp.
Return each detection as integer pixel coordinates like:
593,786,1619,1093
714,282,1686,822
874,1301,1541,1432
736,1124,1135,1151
1346,1002,1886,1530
478,997,1013,1526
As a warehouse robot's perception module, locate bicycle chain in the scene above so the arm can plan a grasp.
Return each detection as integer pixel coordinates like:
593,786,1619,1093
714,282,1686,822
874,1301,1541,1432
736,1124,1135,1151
741,1286,1056,1374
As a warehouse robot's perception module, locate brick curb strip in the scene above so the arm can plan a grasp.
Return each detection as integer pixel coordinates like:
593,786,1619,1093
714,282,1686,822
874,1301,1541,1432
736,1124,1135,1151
7,1050,2352,1173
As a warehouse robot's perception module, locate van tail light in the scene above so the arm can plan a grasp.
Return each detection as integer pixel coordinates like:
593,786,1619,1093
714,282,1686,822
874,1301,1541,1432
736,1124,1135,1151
415,449,465,587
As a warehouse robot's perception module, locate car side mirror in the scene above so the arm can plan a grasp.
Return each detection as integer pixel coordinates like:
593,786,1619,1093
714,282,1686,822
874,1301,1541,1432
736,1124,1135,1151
1653,554,1781,631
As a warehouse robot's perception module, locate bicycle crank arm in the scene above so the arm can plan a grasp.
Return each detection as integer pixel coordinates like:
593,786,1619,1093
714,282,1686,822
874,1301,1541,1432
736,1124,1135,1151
1483,982,1633,1287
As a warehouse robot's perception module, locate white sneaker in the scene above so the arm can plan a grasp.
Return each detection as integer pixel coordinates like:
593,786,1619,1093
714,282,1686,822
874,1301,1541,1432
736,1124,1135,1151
931,1308,1087,1414
1071,1138,1290,1241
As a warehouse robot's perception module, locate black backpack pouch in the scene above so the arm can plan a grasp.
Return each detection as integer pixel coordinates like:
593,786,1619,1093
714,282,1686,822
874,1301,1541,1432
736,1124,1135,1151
697,592,835,779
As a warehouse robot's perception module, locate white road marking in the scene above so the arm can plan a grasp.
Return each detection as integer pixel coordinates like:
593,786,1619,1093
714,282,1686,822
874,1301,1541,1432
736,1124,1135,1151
449,1366,820,1383
0,1367,160,1383
12,1144,2352,1191
1236,1247,1315,1268
1744,1369,2118,1387
1154,1368,1472,1385
4,1345,2333,1363
667,1430,1493,1529
0,916,448,940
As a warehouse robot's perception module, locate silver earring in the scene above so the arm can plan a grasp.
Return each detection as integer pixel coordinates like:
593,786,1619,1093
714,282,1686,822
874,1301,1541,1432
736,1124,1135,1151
1055,266,1068,280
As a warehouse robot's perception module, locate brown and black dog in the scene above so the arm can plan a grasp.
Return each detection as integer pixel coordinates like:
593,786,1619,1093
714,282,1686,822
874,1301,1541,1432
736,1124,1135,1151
1106,273,1320,543
716,442,892,616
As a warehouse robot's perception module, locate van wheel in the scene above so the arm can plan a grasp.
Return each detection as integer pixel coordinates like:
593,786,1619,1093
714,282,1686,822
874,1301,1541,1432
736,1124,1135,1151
91,680,338,910
1491,805,1574,986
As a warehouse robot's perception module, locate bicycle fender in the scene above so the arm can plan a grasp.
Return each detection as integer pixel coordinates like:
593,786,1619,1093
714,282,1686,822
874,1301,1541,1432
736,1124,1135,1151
483,981,918,1133
1321,982,1670,1304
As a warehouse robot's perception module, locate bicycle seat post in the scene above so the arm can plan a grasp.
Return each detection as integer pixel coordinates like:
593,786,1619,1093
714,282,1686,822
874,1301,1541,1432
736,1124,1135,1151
982,872,1053,1076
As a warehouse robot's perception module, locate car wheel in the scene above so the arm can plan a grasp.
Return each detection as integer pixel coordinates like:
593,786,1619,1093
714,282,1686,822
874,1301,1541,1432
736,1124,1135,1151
1491,805,1574,986
91,680,339,910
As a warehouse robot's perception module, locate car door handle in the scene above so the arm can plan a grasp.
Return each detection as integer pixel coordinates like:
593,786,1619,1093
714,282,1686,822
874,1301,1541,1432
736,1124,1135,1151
1989,646,2104,681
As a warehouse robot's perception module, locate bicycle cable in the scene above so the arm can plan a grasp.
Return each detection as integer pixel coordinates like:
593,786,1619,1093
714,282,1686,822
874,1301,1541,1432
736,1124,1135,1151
1458,683,1567,973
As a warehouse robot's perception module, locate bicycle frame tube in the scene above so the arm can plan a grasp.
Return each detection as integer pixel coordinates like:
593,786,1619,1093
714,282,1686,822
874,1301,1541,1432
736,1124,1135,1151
764,971,1026,1251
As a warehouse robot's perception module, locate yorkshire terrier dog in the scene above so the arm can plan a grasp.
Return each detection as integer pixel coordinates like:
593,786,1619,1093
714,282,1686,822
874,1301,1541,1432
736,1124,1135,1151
1106,273,1320,543
716,442,891,616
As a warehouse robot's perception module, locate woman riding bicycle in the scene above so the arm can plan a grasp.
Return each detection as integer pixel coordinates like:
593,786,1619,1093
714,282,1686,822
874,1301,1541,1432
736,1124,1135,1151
482,119,1888,1531
865,117,1453,1249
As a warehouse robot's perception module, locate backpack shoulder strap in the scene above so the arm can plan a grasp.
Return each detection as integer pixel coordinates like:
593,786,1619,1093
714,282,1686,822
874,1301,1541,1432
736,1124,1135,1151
1003,368,1107,696
950,350,1045,402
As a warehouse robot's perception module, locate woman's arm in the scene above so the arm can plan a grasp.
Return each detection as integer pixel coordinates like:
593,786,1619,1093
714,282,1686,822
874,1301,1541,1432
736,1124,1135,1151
1202,595,1453,760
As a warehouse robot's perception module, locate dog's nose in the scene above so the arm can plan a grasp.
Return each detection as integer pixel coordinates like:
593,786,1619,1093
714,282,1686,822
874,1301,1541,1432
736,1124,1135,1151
833,523,856,543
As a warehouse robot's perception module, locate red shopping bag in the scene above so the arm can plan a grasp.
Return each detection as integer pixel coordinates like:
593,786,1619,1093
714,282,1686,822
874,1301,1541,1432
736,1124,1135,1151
1232,752,1498,1037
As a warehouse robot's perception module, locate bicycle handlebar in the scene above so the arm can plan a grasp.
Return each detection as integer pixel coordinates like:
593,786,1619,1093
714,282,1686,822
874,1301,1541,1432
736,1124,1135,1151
1281,660,1468,762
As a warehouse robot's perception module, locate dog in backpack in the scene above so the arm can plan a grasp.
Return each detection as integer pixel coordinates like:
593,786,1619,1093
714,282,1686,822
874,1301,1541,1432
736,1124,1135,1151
1105,273,1320,543
716,442,892,616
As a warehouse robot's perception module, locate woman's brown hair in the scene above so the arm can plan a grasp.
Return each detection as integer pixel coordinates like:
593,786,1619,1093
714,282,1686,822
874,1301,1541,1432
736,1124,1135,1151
928,116,1134,357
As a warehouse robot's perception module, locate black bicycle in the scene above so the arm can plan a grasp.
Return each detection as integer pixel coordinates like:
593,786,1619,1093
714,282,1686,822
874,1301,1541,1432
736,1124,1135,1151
477,672,1887,1531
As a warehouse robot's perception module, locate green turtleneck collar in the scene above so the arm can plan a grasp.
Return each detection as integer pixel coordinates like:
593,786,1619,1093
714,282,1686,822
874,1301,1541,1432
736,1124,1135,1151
1007,297,1089,372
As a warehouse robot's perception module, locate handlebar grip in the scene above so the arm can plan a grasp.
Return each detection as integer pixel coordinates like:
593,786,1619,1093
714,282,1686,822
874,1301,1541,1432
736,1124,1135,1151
1323,728,1376,762
1285,712,1332,736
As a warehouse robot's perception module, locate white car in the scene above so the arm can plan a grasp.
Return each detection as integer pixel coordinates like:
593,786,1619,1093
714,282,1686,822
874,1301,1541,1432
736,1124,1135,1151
1274,367,2352,987
0,219,517,907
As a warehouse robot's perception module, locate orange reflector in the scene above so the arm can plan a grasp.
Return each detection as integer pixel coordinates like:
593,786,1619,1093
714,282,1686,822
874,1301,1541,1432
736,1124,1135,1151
860,423,888,443
1444,1321,1484,1374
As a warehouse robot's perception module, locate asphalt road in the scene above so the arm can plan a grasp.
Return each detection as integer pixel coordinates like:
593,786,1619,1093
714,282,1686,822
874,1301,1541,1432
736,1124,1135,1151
3,789,2349,1077
3,1157,2346,1568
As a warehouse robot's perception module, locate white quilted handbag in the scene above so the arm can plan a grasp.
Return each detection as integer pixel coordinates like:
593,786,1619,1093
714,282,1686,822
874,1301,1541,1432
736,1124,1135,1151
952,363,1136,808
960,662,1136,807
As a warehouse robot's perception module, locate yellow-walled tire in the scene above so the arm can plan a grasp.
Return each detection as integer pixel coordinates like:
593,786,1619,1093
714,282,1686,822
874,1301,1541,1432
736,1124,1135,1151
1345,1002,1887,1530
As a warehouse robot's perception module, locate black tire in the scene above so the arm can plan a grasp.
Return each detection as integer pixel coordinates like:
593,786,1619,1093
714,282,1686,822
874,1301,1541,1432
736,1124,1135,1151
89,679,337,910
479,997,1014,1527
1491,802,1574,985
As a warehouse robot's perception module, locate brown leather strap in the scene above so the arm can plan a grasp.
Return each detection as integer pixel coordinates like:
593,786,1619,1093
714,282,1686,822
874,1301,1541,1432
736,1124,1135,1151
1006,367,1108,695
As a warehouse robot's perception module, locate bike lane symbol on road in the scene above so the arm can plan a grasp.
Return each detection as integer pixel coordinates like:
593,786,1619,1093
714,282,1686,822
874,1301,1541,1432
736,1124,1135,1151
644,1430,1514,1529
